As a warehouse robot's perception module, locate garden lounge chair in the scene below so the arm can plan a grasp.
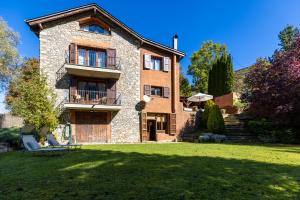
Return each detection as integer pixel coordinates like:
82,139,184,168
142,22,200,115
46,134,82,149
21,135,66,153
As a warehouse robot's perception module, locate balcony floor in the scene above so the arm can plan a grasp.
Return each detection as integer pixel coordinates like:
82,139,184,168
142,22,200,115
64,103,121,111
64,64,121,79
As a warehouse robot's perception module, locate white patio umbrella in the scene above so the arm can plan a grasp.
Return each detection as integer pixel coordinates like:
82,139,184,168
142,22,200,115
187,93,213,102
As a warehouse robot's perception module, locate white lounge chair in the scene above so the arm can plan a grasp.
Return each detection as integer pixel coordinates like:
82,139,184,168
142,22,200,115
21,135,66,153
46,134,82,149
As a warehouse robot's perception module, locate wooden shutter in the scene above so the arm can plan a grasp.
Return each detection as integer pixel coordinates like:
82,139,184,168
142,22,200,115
106,49,116,69
163,87,170,98
141,112,148,142
144,85,151,96
163,57,171,72
69,43,76,64
69,76,77,102
169,114,176,135
144,54,151,69
107,80,116,104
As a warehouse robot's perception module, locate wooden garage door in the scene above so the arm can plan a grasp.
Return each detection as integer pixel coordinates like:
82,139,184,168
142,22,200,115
76,112,108,143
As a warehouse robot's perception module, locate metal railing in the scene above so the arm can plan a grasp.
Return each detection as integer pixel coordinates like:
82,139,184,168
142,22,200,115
69,90,121,106
65,50,121,70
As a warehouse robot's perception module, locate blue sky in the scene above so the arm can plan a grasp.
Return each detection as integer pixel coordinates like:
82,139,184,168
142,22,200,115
1,0,300,112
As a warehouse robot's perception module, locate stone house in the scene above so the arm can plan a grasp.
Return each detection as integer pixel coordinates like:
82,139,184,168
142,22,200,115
26,3,192,143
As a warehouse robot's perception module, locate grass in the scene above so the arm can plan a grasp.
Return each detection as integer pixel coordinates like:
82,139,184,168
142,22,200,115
0,143,300,200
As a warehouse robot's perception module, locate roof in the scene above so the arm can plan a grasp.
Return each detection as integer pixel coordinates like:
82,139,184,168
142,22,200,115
26,3,185,57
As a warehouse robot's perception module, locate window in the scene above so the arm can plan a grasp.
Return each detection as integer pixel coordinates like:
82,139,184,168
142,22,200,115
151,87,162,96
78,48,87,65
80,24,110,35
97,52,106,68
156,114,167,131
77,48,106,68
89,50,96,67
150,57,161,70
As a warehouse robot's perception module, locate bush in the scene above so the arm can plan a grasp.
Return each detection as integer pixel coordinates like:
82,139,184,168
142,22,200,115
247,119,273,136
247,119,298,143
0,128,21,149
207,105,225,133
200,100,215,129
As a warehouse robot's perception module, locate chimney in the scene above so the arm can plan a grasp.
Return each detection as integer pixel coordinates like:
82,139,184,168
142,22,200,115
173,34,178,50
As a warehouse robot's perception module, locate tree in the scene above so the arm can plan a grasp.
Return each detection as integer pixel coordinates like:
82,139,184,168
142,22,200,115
188,41,227,93
180,72,192,97
6,58,59,131
242,38,300,133
207,105,225,133
278,25,300,51
200,100,215,129
0,17,20,90
6,58,39,106
208,54,233,97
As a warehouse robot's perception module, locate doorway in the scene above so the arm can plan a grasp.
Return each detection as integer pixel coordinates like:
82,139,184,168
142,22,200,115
147,120,156,141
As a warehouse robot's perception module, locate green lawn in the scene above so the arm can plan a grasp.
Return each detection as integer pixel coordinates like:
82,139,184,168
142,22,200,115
0,143,300,200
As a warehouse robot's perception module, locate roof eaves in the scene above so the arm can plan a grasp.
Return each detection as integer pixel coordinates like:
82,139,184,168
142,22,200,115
25,3,185,57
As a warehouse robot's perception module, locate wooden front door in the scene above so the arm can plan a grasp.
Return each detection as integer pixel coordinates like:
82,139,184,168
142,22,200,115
76,112,109,143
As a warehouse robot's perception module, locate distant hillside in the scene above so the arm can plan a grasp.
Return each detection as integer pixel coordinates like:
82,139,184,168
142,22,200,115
233,67,251,94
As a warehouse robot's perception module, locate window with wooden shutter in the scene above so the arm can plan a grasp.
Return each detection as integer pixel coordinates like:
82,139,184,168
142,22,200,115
163,87,170,98
69,76,77,102
106,48,116,69
144,54,151,69
69,43,76,64
163,57,170,72
107,80,116,104
144,85,151,96
169,114,176,135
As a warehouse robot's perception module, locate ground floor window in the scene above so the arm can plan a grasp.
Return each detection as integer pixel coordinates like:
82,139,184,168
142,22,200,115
147,113,168,133
156,114,167,131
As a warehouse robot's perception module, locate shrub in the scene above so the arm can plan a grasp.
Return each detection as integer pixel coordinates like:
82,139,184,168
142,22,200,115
207,105,225,133
247,120,298,143
200,100,215,129
0,128,21,149
247,119,273,136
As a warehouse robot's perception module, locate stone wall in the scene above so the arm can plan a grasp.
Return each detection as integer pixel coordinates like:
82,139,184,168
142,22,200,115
39,14,141,143
0,114,23,128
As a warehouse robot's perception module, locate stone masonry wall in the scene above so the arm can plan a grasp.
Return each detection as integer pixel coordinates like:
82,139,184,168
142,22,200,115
39,15,141,143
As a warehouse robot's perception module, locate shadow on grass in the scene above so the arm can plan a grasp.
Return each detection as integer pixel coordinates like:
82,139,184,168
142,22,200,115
0,148,300,200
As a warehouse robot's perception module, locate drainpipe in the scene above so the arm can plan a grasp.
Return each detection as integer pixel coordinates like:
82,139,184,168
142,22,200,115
171,34,178,113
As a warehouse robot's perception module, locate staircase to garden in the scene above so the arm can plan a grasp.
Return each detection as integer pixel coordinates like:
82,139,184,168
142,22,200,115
224,114,258,143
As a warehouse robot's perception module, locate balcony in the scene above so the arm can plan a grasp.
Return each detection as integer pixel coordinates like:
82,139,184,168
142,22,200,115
64,90,122,111
64,49,121,79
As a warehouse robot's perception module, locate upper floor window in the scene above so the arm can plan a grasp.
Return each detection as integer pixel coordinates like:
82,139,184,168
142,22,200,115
80,24,110,35
77,47,106,68
151,86,162,96
150,57,161,71
144,54,170,72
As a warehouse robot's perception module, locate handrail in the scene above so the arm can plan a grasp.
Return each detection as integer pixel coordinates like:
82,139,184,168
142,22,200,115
65,50,121,70
69,90,121,106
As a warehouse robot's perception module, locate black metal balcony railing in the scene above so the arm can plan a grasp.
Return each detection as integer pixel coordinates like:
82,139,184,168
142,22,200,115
69,90,121,106
65,50,121,70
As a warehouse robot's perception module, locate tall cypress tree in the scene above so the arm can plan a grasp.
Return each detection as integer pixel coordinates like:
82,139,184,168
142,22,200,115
224,55,234,94
208,54,234,97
